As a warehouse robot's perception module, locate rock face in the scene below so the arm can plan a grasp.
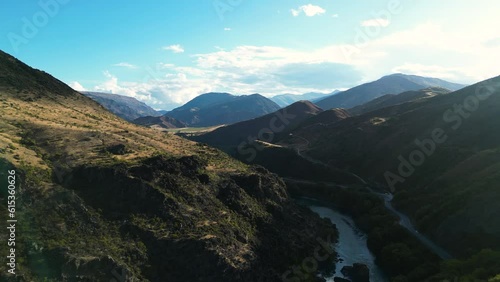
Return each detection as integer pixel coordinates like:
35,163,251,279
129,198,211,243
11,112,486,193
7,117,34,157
47,156,337,281
341,263,370,282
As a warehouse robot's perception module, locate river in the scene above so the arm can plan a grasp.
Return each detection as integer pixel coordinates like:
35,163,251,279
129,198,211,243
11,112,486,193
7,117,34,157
296,197,388,282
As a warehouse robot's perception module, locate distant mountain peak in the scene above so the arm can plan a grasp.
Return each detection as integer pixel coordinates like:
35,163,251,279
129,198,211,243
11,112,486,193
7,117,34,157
160,92,280,127
316,74,467,110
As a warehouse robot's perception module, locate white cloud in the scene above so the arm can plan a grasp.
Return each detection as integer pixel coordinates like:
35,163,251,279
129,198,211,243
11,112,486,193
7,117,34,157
361,18,390,27
163,44,185,53
113,62,137,69
83,19,500,110
69,81,86,91
332,14,339,18
392,64,465,80
224,27,231,31
291,4,326,17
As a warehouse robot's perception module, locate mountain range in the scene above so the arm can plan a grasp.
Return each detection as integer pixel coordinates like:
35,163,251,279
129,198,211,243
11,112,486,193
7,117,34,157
193,73,500,281
194,100,325,149
316,73,466,110
348,87,452,115
3,47,499,281
157,92,281,127
286,76,500,255
81,91,162,121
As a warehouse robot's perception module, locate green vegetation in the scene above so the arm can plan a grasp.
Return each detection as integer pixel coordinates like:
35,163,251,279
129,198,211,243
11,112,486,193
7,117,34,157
287,181,441,281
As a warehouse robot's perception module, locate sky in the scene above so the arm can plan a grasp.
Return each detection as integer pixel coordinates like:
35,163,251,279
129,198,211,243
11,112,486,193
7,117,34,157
1,0,499,110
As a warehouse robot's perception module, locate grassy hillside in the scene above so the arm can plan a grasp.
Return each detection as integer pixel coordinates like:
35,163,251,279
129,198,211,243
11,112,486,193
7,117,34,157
0,50,337,281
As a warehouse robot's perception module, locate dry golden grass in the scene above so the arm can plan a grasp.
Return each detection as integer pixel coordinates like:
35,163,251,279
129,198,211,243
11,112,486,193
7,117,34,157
0,86,247,174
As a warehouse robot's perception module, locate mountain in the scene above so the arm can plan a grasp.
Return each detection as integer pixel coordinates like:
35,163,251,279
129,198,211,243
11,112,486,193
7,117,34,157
164,92,281,127
193,101,324,149
0,50,337,281
282,76,500,263
316,74,466,110
133,115,187,129
81,91,161,121
311,90,341,103
241,76,500,281
349,87,452,115
271,92,331,107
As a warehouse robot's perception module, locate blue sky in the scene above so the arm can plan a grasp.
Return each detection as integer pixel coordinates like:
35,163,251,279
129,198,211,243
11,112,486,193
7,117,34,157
1,0,499,110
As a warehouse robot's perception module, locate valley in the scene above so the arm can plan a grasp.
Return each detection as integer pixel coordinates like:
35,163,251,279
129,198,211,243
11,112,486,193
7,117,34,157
1,2,499,279
193,75,500,281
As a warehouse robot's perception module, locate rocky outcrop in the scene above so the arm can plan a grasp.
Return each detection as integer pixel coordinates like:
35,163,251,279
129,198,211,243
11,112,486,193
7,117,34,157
29,155,338,281
341,263,370,282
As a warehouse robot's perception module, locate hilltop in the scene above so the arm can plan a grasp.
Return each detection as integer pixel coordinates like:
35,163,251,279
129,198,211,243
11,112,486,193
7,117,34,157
193,100,324,149
162,92,281,127
349,87,452,115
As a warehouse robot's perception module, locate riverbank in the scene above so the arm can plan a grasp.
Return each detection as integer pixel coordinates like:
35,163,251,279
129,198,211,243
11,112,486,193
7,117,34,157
296,197,388,282
286,178,443,281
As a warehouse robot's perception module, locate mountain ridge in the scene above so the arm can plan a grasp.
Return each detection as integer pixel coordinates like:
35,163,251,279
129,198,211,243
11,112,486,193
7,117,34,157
81,91,161,121
164,92,281,127
316,74,466,110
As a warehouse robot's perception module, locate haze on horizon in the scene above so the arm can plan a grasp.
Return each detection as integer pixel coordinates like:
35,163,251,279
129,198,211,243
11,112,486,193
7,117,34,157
1,0,498,110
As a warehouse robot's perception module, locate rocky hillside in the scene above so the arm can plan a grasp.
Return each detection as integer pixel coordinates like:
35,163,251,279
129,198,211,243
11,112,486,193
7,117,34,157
82,91,162,121
0,50,337,281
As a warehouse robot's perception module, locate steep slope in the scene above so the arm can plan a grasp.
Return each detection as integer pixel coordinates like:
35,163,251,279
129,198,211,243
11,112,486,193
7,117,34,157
0,50,337,281
271,92,330,107
282,76,500,259
133,115,187,129
349,87,451,115
165,93,281,127
81,91,161,121
316,74,465,110
193,101,323,149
